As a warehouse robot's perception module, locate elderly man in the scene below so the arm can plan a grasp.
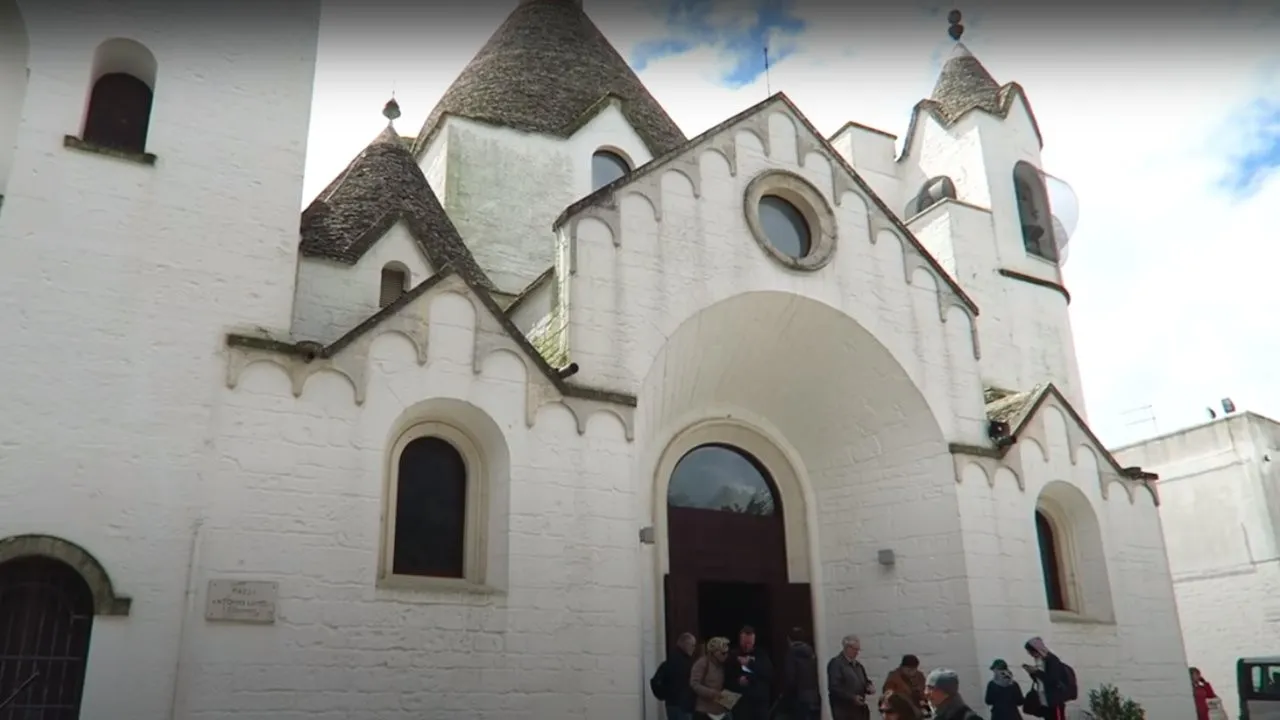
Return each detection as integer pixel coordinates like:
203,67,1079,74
925,668,983,720
827,635,875,720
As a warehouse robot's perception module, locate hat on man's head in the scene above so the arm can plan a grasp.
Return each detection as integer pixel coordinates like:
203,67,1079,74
926,668,960,695
990,659,1009,671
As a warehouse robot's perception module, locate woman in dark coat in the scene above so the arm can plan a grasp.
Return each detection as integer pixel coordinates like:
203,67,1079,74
985,659,1024,720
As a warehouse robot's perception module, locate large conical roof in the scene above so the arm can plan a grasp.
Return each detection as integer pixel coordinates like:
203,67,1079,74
929,43,1003,120
412,0,686,157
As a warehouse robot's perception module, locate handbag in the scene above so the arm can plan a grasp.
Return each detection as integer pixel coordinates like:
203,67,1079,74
1206,697,1227,720
1021,681,1047,718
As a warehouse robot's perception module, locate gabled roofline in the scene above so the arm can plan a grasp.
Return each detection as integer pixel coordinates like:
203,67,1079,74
226,264,636,407
955,383,1159,504
896,82,1044,164
504,265,555,317
828,120,898,142
553,92,979,316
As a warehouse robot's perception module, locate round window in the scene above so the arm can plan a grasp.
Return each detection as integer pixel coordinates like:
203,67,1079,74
757,195,811,258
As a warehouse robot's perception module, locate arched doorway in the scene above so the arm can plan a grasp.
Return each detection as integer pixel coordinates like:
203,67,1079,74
663,443,814,694
0,556,95,719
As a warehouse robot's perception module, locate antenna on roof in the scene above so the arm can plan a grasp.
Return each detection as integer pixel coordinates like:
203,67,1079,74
763,44,772,97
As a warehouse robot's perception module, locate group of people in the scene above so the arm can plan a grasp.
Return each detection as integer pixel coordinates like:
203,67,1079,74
651,627,1079,720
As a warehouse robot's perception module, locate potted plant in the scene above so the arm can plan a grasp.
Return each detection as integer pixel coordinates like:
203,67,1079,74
1088,684,1145,720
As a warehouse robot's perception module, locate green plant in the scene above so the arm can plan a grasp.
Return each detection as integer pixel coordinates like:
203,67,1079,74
1088,684,1145,720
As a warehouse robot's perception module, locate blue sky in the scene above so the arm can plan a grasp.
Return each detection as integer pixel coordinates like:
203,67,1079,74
307,0,1280,447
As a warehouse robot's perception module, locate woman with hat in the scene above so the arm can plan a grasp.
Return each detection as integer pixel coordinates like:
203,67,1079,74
985,659,1025,720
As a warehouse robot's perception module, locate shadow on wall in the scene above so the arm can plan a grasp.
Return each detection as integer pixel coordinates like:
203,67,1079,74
0,0,29,202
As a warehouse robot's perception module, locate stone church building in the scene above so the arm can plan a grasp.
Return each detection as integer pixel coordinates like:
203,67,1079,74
0,0,1196,717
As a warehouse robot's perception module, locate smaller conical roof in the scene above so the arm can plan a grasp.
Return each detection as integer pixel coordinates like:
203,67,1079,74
930,43,1003,120
299,126,495,290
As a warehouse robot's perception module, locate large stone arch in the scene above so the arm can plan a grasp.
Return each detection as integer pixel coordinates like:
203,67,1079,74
0,534,132,615
636,290,976,710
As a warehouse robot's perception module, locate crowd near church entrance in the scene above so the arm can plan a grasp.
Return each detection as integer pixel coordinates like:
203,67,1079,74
663,443,815,702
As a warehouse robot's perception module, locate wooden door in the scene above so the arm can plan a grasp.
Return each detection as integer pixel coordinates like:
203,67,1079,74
768,582,817,701
663,574,699,657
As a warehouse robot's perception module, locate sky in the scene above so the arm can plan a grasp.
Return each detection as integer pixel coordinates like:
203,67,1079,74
306,0,1280,449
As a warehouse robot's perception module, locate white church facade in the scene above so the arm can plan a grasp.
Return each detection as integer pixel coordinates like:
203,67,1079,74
0,0,1197,718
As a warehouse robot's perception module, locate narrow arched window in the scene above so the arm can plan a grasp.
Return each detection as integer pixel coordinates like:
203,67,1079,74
81,39,157,155
392,436,468,579
379,264,408,308
1013,161,1057,262
591,149,630,191
1035,509,1067,611
904,175,956,218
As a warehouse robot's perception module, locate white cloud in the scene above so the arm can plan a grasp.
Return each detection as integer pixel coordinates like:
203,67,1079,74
303,1,1280,447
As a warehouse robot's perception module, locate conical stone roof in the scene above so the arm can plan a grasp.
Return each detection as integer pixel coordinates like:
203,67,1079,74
930,43,1003,120
412,0,686,157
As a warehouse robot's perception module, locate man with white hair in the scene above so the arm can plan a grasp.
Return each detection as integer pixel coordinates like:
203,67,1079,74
827,635,875,720
924,668,983,720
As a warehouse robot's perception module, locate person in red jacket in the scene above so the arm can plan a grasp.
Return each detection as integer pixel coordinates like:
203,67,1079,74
1191,667,1217,720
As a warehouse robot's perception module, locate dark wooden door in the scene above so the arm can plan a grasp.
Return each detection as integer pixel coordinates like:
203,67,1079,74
768,582,817,701
667,507,787,584
0,557,95,720
663,574,699,657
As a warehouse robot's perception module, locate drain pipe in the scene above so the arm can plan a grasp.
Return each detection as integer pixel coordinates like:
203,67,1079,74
168,516,205,720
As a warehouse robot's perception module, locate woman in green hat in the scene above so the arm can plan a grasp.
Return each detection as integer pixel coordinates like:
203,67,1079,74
985,659,1025,720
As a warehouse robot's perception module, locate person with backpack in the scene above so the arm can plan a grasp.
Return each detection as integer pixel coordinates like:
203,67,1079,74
1021,636,1077,720
924,668,985,720
651,632,697,720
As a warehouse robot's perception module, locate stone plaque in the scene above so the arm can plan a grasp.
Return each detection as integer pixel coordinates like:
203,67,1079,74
204,580,278,624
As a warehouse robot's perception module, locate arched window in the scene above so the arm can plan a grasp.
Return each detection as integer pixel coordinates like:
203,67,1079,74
668,444,779,516
81,39,157,155
379,264,408,308
384,423,488,584
591,149,630,191
904,175,957,218
0,556,95,716
1034,509,1067,611
1013,161,1057,262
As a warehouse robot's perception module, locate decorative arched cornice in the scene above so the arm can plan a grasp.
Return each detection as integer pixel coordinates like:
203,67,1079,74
0,534,132,615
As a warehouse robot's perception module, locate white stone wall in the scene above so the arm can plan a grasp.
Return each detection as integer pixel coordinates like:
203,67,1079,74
903,104,1086,412
1114,413,1280,720
291,221,435,343
956,402,1195,719
208,282,636,719
421,102,653,294
0,2,320,718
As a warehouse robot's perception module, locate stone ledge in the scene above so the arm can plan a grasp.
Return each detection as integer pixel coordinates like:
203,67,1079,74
1049,609,1115,626
63,135,157,166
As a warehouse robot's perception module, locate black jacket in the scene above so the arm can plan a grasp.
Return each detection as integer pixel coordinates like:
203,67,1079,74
1027,654,1069,707
652,651,695,710
782,641,821,707
985,680,1024,720
724,644,774,707
934,696,984,720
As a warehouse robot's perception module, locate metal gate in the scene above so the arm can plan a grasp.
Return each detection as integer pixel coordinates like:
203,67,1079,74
0,556,94,719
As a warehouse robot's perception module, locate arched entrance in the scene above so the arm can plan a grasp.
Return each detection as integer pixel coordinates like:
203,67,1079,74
663,442,814,692
0,556,95,719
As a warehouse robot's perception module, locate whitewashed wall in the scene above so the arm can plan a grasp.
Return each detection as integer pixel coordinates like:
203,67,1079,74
0,2,320,718
957,401,1195,719
421,103,653,293
1114,413,1280,720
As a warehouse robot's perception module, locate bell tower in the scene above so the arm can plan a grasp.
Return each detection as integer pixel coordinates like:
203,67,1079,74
902,10,1086,412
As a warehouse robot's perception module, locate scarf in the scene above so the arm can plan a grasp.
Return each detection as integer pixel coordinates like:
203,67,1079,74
992,668,1015,687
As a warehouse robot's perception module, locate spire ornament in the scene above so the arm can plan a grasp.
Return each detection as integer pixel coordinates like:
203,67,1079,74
382,97,401,124
947,9,964,41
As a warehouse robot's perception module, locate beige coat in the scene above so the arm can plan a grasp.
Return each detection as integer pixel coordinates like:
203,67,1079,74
690,655,729,715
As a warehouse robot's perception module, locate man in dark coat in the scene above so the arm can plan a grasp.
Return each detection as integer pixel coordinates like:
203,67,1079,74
781,627,821,720
650,632,697,720
926,668,984,720
827,634,874,720
724,625,774,720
